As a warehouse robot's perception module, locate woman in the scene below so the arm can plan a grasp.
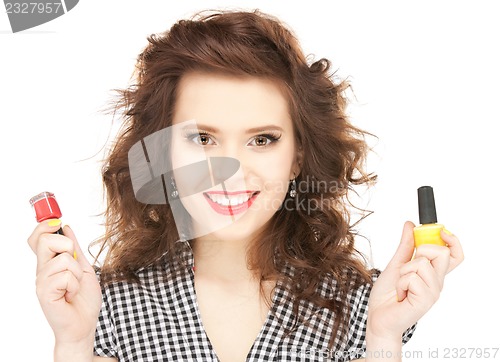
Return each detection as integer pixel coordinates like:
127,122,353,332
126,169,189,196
28,10,463,361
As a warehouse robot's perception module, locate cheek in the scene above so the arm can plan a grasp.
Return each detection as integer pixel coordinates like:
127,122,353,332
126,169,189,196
170,127,209,171
171,145,206,169
256,143,295,179
253,147,295,200
170,143,212,198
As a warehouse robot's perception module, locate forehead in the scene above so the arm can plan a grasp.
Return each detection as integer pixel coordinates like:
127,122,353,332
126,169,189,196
172,72,291,129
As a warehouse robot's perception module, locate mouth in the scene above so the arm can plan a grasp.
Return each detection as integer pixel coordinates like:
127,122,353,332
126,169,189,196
203,190,260,216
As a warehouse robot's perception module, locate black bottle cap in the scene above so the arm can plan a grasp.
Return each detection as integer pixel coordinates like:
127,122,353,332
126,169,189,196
418,186,438,224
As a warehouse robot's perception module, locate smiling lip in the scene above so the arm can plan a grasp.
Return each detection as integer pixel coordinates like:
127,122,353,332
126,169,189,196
203,191,260,216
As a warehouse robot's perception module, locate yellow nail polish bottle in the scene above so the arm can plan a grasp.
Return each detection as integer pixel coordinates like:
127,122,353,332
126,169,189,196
413,186,446,247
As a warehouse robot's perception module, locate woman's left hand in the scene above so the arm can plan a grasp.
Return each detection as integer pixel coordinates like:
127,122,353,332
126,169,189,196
367,221,464,340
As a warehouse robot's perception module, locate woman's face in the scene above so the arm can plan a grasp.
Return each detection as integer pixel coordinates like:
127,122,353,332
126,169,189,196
170,72,301,242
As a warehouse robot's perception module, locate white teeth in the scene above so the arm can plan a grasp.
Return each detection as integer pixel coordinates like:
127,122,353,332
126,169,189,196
207,193,253,206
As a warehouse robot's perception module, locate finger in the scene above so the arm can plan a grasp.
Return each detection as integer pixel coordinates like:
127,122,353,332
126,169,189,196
62,225,94,272
440,229,464,273
27,219,64,253
396,272,421,303
36,233,74,273
396,271,438,309
414,244,450,280
37,252,84,282
386,221,416,270
400,256,442,291
36,269,81,304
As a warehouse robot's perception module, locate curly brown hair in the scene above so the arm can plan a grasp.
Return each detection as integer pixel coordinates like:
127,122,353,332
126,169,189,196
95,9,376,346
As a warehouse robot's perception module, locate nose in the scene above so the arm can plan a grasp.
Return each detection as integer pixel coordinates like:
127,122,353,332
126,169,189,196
207,144,251,190
207,139,241,159
208,157,241,186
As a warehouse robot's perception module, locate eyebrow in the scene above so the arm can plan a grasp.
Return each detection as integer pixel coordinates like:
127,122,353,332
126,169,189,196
182,124,284,134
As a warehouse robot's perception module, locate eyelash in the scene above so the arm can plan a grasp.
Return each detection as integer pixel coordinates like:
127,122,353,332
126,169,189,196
185,131,282,148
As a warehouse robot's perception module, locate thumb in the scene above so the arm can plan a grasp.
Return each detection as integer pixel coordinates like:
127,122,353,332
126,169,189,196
62,225,94,271
386,221,416,270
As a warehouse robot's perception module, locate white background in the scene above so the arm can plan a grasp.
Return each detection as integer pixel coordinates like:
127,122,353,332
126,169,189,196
1,1,499,361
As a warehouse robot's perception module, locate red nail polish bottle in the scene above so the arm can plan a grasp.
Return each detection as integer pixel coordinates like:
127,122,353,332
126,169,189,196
29,191,63,234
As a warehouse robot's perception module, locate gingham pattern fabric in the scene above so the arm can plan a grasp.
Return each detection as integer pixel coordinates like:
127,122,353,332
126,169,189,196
94,243,415,361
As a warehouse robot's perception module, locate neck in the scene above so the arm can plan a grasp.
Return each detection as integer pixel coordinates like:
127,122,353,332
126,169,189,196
192,236,256,282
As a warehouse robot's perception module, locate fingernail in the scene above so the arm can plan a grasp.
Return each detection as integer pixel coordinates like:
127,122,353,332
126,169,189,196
443,228,453,236
47,219,62,227
73,251,77,260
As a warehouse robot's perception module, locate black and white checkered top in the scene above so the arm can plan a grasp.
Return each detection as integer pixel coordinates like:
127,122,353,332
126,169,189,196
94,242,415,361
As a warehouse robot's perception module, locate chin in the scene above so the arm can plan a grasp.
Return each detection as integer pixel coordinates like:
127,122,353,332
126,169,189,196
200,212,270,243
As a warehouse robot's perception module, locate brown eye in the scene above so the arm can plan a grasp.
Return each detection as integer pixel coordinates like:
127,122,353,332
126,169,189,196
188,132,215,146
198,134,210,145
248,133,281,147
254,136,269,146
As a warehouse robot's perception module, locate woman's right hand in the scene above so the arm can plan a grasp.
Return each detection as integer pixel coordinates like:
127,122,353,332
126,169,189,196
28,220,102,352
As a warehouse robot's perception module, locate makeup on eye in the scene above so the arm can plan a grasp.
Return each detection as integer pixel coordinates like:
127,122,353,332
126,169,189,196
181,129,282,147
185,131,214,146
247,132,281,147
